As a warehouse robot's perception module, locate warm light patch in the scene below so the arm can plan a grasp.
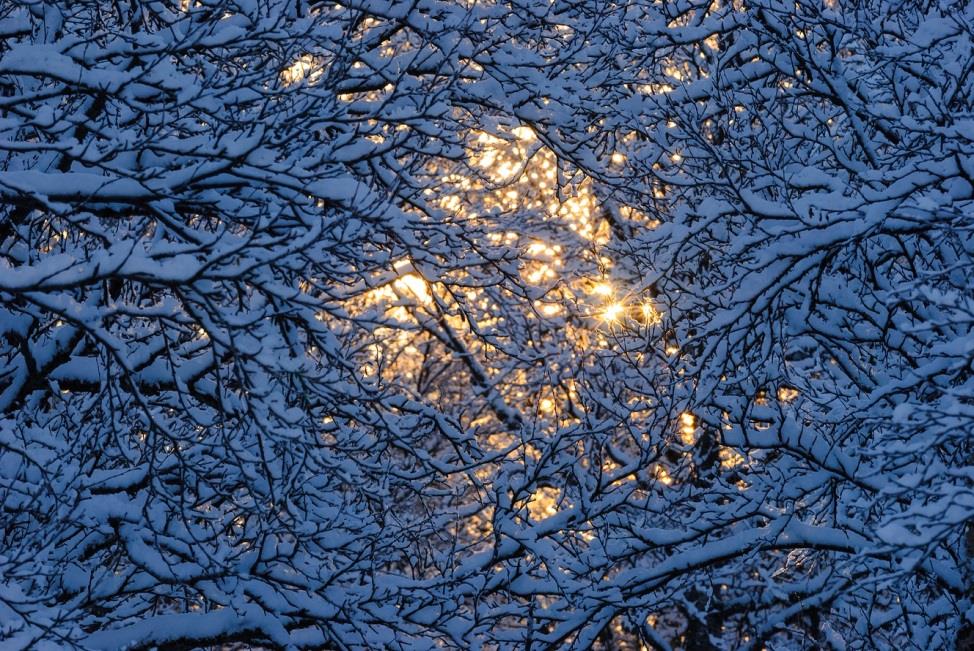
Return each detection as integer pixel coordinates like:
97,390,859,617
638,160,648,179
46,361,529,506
603,303,625,322
679,411,697,445
528,486,560,520
394,273,432,304
640,302,661,324
540,303,562,317
281,54,321,85
777,386,799,402
655,466,673,486
592,282,614,297
512,125,536,142
720,447,745,468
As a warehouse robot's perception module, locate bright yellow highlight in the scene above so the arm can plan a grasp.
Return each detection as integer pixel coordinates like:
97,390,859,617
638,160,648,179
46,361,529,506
528,486,560,520
540,303,562,317
281,55,321,85
641,302,661,324
655,466,673,486
592,282,614,297
603,303,625,322
393,273,432,304
778,386,799,402
679,411,697,445
470,125,614,243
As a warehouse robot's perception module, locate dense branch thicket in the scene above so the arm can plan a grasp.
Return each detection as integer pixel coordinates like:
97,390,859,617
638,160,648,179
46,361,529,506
0,0,972,649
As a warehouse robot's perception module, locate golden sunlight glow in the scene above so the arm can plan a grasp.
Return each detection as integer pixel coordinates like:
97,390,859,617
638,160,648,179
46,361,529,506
267,38,767,594
721,448,746,469
655,466,674,486
528,486,560,520
342,117,693,549
469,125,616,244
511,125,537,142
778,385,799,402
595,282,614,296
281,55,321,85
393,273,433,304
679,411,697,445
539,302,563,317
603,302,625,322
664,65,684,81
640,302,661,324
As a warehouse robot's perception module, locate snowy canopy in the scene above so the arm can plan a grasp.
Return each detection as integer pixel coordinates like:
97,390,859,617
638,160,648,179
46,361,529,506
1,1,973,649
